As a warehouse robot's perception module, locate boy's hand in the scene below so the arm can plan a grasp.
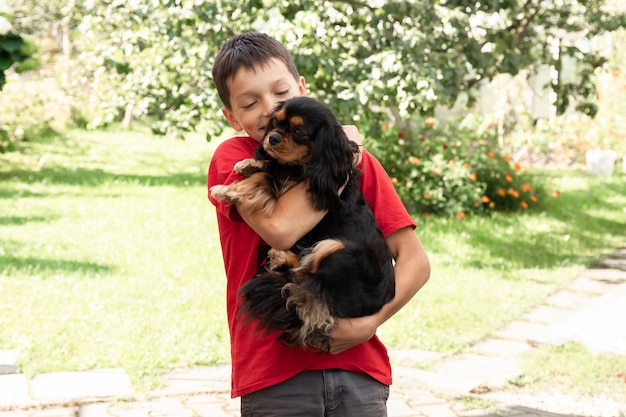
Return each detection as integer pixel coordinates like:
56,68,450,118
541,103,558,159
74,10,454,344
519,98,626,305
328,315,379,354
343,125,363,145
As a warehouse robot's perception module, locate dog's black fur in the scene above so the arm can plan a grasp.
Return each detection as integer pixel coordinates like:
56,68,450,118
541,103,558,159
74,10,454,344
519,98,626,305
210,96,395,352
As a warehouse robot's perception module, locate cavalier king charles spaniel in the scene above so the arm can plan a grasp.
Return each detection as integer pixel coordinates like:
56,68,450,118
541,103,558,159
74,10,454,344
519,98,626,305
211,96,395,352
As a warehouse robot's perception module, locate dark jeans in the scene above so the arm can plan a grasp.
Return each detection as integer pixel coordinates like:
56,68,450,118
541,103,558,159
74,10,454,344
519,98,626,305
240,369,389,417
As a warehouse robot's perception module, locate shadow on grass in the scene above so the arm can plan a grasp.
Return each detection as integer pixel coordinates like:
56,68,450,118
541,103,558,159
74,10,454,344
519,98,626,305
0,166,206,191
0,215,53,226
426,179,626,272
1,254,112,276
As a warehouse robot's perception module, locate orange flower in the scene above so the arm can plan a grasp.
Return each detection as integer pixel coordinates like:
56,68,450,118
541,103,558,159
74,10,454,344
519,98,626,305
507,188,519,198
552,190,561,198
458,211,466,219
463,162,470,169
382,123,389,130
448,159,455,167
521,201,529,209
481,195,490,203
530,195,538,203
514,162,521,172
505,173,513,182
425,117,436,126
423,192,430,200
489,201,495,208
469,172,478,181
504,153,512,163
391,177,399,185
521,183,532,193
497,188,506,197
432,167,442,175
488,151,495,158
409,156,420,165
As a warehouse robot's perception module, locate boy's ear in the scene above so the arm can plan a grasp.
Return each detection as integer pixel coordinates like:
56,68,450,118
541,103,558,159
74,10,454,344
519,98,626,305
221,107,243,132
298,76,307,97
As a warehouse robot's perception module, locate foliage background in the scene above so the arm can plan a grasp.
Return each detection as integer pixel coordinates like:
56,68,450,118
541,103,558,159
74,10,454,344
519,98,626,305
4,0,625,216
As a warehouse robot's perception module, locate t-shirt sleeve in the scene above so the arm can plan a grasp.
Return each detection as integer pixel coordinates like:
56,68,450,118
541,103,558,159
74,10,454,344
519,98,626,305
207,138,254,222
358,149,417,237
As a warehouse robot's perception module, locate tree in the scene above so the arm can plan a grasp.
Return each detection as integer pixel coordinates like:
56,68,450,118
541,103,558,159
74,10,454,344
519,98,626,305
0,0,39,90
10,0,626,140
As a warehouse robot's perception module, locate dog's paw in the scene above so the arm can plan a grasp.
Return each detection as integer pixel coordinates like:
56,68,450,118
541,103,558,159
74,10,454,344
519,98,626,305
210,184,240,204
267,248,298,271
235,158,267,177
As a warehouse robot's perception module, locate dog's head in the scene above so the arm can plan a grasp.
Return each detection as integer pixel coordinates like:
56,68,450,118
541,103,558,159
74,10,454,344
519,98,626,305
260,97,359,210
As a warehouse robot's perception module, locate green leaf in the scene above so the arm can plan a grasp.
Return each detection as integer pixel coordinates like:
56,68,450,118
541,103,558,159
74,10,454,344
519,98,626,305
0,34,23,53
14,57,41,73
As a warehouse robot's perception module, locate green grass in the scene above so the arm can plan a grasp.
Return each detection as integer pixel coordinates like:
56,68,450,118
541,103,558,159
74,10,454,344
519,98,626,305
1,129,625,396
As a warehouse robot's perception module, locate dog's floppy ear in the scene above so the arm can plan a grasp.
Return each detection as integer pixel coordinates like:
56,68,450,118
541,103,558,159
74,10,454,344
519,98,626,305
305,115,357,211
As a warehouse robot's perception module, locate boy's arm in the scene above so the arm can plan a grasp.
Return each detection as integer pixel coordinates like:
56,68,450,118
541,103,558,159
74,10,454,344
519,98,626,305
237,181,326,250
328,226,431,354
236,125,363,250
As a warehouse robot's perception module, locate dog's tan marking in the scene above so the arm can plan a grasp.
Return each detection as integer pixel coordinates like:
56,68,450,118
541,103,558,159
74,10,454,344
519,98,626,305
299,239,345,273
265,135,312,165
289,115,304,127
282,280,334,351
275,108,287,122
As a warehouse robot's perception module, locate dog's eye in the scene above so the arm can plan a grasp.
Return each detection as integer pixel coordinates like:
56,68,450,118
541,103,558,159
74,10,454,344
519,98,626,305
293,127,306,137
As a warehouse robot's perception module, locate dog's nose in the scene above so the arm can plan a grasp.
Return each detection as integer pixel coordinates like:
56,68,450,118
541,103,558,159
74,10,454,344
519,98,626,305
269,133,283,146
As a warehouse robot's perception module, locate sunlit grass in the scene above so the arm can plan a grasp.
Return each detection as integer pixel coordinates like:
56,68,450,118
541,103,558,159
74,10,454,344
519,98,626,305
1,129,624,394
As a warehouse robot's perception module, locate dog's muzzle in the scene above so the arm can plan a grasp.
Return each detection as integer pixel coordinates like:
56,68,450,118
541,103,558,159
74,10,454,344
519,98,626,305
269,133,283,146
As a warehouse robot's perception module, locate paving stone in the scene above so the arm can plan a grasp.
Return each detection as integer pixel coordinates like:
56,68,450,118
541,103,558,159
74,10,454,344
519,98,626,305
578,267,626,282
529,282,626,348
29,369,133,404
387,393,422,417
107,401,151,417
431,353,522,392
153,365,230,396
565,275,623,294
544,290,594,309
78,403,113,417
494,321,550,342
31,407,78,417
419,403,459,417
0,410,30,417
0,351,19,375
146,397,193,417
389,348,445,367
471,338,534,358
523,305,570,324
0,374,30,408
183,395,232,417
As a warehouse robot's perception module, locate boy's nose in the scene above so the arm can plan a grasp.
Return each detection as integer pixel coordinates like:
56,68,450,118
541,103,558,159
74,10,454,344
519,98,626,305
261,99,276,116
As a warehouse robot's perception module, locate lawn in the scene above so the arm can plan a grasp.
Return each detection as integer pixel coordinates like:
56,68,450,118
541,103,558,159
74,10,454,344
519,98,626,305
1,129,625,394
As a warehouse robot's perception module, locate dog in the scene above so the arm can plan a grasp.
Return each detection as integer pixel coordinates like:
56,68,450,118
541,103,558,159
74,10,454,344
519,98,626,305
210,96,395,352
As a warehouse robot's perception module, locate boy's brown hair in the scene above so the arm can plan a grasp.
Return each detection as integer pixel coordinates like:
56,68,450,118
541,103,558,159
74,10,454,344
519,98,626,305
212,32,300,110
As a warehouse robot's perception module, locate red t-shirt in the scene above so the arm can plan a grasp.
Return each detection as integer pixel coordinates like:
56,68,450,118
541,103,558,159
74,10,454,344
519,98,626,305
207,136,416,398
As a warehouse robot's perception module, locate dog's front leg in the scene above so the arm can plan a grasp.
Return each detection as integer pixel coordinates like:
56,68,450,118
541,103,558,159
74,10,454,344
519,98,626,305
235,158,269,178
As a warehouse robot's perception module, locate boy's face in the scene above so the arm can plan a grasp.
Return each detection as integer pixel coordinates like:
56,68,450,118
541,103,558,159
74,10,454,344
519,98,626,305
222,58,307,142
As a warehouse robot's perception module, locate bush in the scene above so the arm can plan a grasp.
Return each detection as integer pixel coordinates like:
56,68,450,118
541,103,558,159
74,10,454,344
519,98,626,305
368,117,542,218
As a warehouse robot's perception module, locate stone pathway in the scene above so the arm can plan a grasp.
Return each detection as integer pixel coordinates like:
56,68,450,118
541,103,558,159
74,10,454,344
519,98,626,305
1,248,625,417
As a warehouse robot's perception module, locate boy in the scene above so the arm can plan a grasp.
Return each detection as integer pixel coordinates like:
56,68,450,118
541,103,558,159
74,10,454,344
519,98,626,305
208,32,430,416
